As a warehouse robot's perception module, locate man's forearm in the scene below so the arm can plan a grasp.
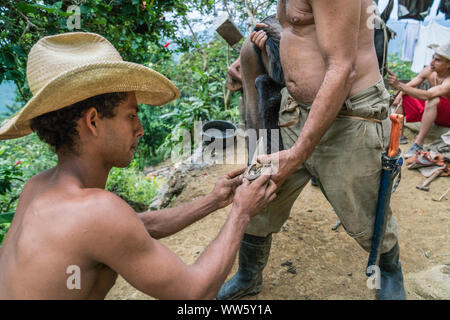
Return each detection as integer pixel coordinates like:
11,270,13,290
187,206,250,299
291,64,355,164
138,193,220,239
398,82,431,101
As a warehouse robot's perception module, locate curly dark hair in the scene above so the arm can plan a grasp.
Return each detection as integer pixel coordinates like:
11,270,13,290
30,92,128,153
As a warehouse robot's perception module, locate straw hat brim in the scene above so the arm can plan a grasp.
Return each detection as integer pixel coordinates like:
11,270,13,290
0,61,179,140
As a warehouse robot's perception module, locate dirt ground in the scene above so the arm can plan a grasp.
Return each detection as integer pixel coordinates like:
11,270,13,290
106,128,450,300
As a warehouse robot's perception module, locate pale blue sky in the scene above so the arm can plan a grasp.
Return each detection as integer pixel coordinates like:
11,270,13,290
0,81,16,115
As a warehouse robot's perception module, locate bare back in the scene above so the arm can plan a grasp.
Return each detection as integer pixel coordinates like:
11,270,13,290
278,0,381,104
0,170,117,299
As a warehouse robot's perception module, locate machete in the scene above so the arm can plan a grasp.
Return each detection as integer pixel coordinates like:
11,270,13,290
366,113,404,276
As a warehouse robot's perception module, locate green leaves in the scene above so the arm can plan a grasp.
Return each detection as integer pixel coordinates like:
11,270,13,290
0,212,14,224
106,160,162,212
0,164,23,195
0,51,15,69
93,17,107,25
387,53,418,80
0,134,56,212
147,36,241,161
17,2,53,14
0,209,13,246
17,1,71,16
0,0,199,104
0,223,11,247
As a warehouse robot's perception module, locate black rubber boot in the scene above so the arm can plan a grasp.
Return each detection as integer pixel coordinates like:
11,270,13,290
377,242,406,300
216,233,272,300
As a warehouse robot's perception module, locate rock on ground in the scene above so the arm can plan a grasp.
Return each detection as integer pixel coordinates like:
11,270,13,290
406,265,450,300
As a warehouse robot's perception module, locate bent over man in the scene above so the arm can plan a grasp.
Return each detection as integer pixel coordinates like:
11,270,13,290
0,32,277,299
217,0,406,300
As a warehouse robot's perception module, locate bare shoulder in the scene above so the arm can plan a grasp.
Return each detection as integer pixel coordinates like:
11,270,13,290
80,189,139,226
27,187,145,254
21,168,55,193
77,189,150,257
84,188,130,211
420,66,434,79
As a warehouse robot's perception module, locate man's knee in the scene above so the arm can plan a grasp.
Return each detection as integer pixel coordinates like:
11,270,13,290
347,215,398,254
425,97,440,110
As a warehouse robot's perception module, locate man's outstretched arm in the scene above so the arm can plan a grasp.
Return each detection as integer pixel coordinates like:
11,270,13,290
88,174,276,299
138,167,245,239
392,69,429,107
388,69,450,101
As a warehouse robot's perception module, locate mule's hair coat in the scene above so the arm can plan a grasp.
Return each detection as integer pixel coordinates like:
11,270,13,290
252,15,285,154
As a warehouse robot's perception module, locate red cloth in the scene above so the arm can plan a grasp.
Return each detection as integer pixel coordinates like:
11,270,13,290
402,95,450,126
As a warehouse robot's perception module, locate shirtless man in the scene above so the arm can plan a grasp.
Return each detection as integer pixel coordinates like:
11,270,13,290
388,42,450,157
217,0,406,300
0,32,277,299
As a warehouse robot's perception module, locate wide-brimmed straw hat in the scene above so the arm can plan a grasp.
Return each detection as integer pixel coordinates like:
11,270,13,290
0,32,179,140
428,40,450,61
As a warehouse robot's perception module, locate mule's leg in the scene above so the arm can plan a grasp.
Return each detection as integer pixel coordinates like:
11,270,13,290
240,37,266,162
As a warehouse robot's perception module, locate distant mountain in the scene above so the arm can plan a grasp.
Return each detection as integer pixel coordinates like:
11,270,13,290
0,81,18,115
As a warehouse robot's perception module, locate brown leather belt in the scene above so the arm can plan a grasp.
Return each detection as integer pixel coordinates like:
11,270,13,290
278,103,382,128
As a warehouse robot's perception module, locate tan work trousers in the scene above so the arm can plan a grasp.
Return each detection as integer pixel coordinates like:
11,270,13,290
246,79,399,254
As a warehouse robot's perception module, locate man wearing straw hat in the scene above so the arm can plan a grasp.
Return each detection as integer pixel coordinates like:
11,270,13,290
0,32,277,299
388,41,450,158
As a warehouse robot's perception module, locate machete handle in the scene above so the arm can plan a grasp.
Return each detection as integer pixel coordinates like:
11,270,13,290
388,113,404,157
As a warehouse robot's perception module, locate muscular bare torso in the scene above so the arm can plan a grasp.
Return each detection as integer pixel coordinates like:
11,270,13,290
278,0,381,103
0,169,117,299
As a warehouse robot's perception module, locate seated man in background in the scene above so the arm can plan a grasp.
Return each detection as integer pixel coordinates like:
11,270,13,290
0,32,277,299
389,41,450,158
